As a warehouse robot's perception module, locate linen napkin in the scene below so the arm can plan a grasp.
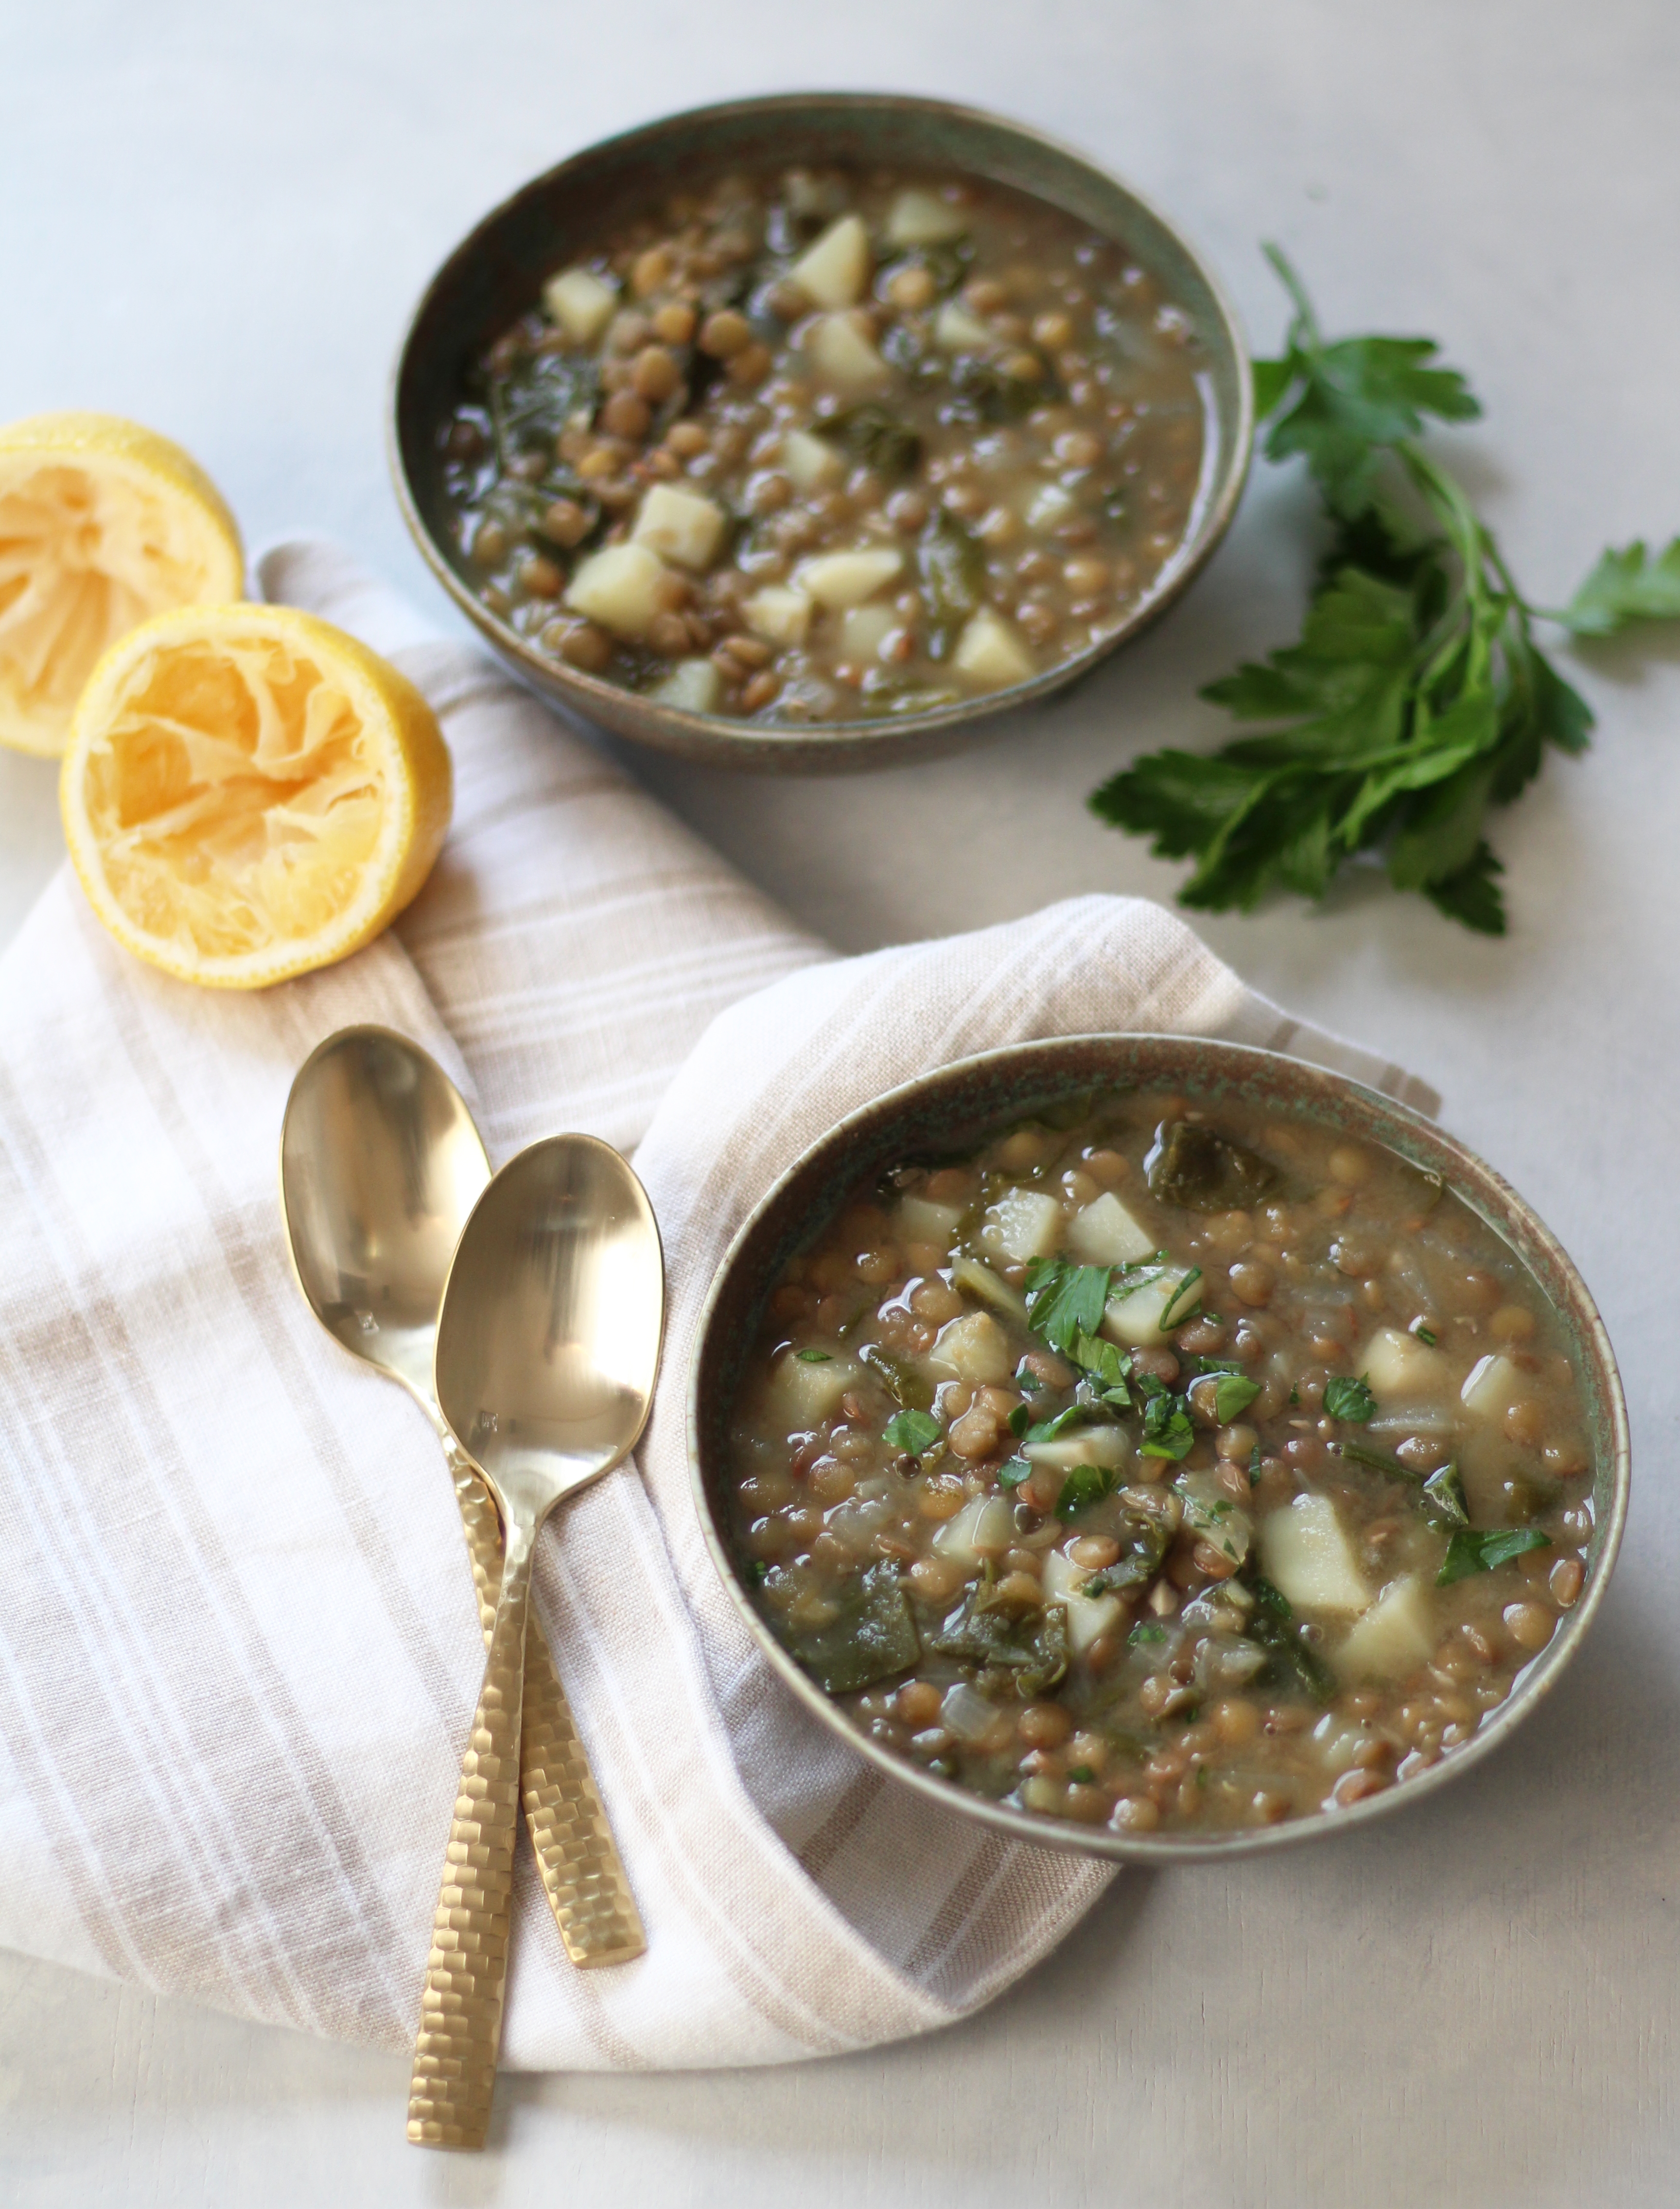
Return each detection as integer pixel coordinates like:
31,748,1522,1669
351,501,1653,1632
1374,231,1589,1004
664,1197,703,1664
0,541,1436,2069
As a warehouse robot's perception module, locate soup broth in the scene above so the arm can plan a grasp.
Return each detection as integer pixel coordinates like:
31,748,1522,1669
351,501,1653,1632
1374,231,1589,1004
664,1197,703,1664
726,1089,1596,1838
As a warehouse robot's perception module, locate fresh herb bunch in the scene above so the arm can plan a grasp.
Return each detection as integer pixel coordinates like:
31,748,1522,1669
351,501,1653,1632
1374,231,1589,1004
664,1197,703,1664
1090,247,1680,933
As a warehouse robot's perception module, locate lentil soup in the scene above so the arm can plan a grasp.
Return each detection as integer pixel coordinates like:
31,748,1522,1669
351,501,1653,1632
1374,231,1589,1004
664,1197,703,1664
436,166,1209,725
724,1087,1598,1839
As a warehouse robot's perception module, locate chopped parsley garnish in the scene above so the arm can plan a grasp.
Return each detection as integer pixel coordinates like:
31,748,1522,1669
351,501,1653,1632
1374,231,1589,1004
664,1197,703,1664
1421,1461,1470,1531
1248,1441,1263,1485
1008,1401,1031,1437
1139,1391,1195,1462
1022,1259,1114,1354
1246,1574,1294,1620
1337,1438,1415,1480
1068,1765,1097,1785
1069,1330,1132,1406
1056,1461,1120,1518
1437,1525,1551,1585
1159,1267,1204,1331
998,1454,1033,1490
1289,1385,1300,1406
746,1560,769,1586
1323,1373,1378,1422
882,1408,942,1457
1089,246,1680,935
1211,1371,1261,1423
1129,1621,1168,1647
794,1347,832,1363
1409,1319,1439,1347
1024,1403,1095,1445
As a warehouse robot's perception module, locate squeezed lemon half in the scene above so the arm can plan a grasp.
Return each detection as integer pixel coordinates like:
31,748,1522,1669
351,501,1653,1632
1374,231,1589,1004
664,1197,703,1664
60,604,453,988
0,411,245,756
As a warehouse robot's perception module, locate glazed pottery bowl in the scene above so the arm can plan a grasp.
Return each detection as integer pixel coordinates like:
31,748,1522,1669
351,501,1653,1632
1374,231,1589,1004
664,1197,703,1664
687,1034,1629,1861
390,92,1253,773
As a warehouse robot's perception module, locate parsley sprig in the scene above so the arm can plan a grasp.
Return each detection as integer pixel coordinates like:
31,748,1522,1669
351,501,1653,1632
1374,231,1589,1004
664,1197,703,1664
1090,247,1680,934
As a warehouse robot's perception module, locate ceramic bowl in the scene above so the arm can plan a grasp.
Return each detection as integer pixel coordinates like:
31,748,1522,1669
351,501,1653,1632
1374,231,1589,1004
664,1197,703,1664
687,1034,1629,1862
389,92,1253,773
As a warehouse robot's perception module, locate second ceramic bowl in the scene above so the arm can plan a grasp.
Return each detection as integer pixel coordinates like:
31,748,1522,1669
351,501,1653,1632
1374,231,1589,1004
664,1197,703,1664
687,1034,1629,1862
390,92,1253,772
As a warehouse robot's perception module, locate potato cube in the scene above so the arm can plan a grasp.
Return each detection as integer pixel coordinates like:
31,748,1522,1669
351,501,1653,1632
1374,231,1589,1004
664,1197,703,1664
1067,1191,1156,1266
1335,1575,1433,1681
541,265,617,345
781,427,843,492
1041,1549,1123,1656
789,212,872,309
1461,1352,1523,1421
896,1194,962,1247
1100,1275,1178,1347
979,1187,1064,1263
563,542,667,638
805,310,891,391
1261,1495,1370,1614
839,602,896,661
795,546,904,609
759,1349,859,1431
646,658,720,714
1025,482,1077,532
885,189,969,248
1024,1425,1129,1473
935,299,998,353
927,1310,1013,1385
743,586,812,648
933,1495,1014,1566
953,606,1037,690
1361,1325,1451,1400
631,483,726,571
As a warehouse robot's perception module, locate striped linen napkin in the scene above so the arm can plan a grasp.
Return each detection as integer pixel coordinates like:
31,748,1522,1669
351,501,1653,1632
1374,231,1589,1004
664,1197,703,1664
0,542,1436,2068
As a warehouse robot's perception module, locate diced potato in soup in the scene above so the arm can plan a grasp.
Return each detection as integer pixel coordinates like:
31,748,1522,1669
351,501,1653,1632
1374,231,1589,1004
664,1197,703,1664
726,1085,1595,1838
647,658,720,712
796,547,904,608
441,164,1211,726
980,1187,1064,1263
1262,1496,1370,1614
631,483,726,570
563,542,668,637
1336,1577,1434,1682
1067,1191,1156,1266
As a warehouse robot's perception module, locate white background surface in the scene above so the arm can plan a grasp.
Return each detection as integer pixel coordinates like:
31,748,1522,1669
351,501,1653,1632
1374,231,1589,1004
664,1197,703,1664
3,2,1678,2202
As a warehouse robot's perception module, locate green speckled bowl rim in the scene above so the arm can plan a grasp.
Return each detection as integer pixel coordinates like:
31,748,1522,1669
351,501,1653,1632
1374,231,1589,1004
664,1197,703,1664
687,1034,1630,1863
389,91,1253,774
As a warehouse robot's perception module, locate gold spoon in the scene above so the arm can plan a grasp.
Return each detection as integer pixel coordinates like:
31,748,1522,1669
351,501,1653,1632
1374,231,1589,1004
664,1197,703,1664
278,1029,647,1988
407,1132,664,2149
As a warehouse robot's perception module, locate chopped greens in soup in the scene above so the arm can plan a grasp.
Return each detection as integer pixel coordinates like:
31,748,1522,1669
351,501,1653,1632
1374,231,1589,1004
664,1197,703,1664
438,166,1208,724
726,1092,1596,1838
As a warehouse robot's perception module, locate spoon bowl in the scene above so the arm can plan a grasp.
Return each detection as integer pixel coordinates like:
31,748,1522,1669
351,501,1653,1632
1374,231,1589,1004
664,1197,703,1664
280,1026,489,1403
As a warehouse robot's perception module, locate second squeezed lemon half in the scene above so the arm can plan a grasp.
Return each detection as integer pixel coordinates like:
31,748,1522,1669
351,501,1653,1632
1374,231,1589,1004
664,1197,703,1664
61,604,452,988
0,412,245,756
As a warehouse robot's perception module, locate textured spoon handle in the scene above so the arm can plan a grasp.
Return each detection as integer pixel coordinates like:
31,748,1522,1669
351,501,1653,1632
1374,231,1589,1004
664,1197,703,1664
406,1520,532,2151
447,1440,645,1967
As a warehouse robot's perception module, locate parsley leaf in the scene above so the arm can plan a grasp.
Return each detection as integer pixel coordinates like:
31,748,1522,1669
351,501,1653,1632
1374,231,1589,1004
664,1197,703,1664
1057,1461,1119,1517
1069,1330,1132,1406
1212,1371,1261,1423
1421,1461,1470,1531
1023,1259,1114,1356
1323,1374,1377,1422
1128,1620,1167,1647
1139,1391,1195,1461
794,1348,832,1363
1437,1525,1551,1584
998,1454,1034,1490
882,1408,942,1457
1090,246,1680,933
1560,538,1680,637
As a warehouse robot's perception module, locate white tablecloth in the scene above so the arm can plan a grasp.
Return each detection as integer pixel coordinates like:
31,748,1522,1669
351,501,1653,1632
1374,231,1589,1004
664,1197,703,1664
2,2,1677,2203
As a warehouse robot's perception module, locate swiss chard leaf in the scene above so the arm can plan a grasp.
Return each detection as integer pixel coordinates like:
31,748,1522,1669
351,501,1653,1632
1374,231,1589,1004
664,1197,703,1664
787,1561,920,1694
1437,1526,1552,1585
1421,1461,1470,1531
